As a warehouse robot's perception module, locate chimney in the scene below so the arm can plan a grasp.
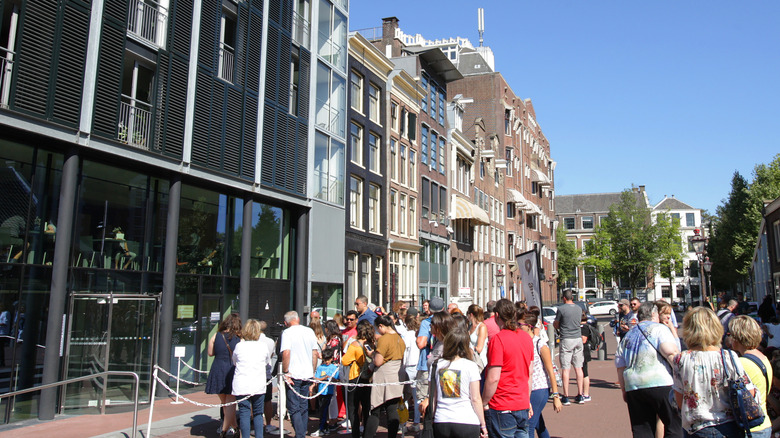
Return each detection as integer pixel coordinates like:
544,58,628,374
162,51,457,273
639,185,645,192
381,17,402,57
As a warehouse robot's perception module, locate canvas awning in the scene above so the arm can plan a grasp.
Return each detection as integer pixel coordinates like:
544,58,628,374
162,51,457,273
507,188,527,206
531,168,552,186
451,195,490,225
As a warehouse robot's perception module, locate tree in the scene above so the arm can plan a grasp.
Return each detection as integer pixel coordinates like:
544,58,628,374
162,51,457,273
709,172,754,292
555,225,578,292
654,212,685,295
584,190,679,297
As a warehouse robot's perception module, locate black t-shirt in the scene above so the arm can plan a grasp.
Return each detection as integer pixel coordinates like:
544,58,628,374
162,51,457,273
581,324,592,361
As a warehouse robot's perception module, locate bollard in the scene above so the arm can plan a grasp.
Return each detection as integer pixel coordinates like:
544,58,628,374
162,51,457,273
547,320,556,356
597,324,607,361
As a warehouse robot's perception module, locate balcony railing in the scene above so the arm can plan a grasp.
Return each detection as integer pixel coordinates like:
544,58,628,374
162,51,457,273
318,31,344,69
218,43,234,83
127,0,168,48
315,98,343,136
0,46,13,109
118,96,152,150
353,27,382,42
292,12,310,49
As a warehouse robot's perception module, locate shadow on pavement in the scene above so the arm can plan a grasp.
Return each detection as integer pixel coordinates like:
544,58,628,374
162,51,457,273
588,378,620,390
183,414,219,437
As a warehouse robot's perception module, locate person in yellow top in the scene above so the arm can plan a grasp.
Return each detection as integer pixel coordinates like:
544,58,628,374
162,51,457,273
729,315,773,438
341,320,374,438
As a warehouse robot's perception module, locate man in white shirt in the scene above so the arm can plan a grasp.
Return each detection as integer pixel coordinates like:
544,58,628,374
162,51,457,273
280,311,319,438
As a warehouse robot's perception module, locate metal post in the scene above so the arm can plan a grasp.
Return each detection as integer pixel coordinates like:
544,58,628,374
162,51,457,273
172,357,183,404
295,210,308,313
278,363,286,438
147,367,159,438
597,324,606,361
40,147,79,420
547,320,555,355
240,198,252,322
158,176,181,395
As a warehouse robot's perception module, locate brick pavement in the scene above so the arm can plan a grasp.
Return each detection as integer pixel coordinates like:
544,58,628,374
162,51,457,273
0,319,637,437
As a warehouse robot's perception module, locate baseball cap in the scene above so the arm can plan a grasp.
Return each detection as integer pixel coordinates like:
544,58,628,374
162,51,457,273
429,296,446,312
619,299,630,306
407,307,419,317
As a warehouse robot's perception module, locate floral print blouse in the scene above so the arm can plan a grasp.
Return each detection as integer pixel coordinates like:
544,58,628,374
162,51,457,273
672,349,754,433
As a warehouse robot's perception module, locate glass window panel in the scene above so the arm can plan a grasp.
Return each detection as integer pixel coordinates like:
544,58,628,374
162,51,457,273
251,202,288,279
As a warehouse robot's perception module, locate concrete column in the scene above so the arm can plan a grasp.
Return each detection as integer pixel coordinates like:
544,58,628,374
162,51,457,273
39,148,79,420
240,198,252,322
157,176,181,395
295,209,308,313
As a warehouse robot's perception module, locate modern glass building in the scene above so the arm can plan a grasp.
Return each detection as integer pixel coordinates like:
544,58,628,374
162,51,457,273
0,0,346,423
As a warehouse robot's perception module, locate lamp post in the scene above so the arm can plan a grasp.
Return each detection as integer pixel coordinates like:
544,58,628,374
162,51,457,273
702,256,713,307
495,268,505,300
690,228,707,307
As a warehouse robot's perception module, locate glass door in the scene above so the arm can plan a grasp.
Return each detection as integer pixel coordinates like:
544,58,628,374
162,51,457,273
62,294,159,412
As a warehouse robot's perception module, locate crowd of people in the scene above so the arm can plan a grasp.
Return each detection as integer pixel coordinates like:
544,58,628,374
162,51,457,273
203,290,780,438
613,293,780,438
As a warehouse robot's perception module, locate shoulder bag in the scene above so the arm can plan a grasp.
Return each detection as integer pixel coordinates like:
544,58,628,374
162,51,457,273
722,348,765,435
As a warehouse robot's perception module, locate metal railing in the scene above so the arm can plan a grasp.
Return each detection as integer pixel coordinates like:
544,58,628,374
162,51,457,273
353,27,382,42
118,96,152,150
127,0,168,48
0,371,140,437
0,46,14,109
315,98,342,135
292,12,310,49
218,43,234,83
318,31,344,68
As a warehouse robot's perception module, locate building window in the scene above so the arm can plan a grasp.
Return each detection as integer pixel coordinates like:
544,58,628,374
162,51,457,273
400,194,407,235
390,139,397,181
527,214,537,230
438,89,445,125
773,220,780,262
421,178,429,219
439,137,446,174
349,176,363,229
430,132,437,170
421,74,428,113
409,150,416,189
314,132,345,204
318,0,347,71
369,184,380,233
686,212,695,227
289,53,300,114
368,132,380,173
584,268,597,288
504,109,511,135
390,190,397,233
508,233,515,261
421,125,429,164
360,255,370,297
439,185,447,223
582,216,594,229
368,84,380,122
671,213,681,224
564,217,575,230
349,71,363,111
218,11,237,83
505,148,513,177
391,103,398,132
349,123,363,165
409,197,416,238
315,62,346,137
399,145,407,185
507,203,515,219
430,181,439,222
347,252,358,300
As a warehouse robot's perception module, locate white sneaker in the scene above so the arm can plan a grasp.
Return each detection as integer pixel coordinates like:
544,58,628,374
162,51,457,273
311,429,324,437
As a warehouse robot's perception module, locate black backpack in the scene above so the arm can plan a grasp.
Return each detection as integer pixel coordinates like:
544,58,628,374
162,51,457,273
586,324,600,350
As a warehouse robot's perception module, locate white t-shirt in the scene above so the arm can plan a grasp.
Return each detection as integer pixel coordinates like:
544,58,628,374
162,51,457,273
232,340,269,396
432,357,481,426
260,333,276,379
401,329,420,369
280,324,319,379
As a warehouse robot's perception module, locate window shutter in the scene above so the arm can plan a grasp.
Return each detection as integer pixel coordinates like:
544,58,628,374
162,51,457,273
223,87,242,175
51,2,90,126
12,0,57,117
207,80,225,169
295,120,308,195
171,0,194,57
198,0,219,72
161,54,188,158
264,25,279,104
245,10,262,93
241,94,258,180
277,33,291,107
260,106,276,186
191,68,212,165
297,49,310,119
92,10,127,138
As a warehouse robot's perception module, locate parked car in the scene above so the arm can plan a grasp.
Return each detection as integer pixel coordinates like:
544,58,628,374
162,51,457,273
542,306,557,325
588,300,619,316
554,302,598,327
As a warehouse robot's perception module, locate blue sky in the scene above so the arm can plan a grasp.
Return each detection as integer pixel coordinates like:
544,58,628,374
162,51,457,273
349,0,779,214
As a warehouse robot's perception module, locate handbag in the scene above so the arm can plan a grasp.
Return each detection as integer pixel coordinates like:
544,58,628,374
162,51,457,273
536,338,562,389
421,360,439,438
721,349,765,434
472,347,485,372
397,399,410,424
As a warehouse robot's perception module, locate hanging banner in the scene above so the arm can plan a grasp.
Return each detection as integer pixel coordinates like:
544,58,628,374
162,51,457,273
517,249,542,309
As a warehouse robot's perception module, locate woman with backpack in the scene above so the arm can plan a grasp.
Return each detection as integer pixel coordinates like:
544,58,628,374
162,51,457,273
341,320,374,438
363,315,406,438
672,307,755,437
729,315,773,438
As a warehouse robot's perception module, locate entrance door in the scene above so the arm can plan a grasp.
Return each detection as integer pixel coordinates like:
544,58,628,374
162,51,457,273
62,294,159,412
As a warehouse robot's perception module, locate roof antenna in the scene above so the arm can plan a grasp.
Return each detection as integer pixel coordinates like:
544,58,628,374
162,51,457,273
478,8,485,47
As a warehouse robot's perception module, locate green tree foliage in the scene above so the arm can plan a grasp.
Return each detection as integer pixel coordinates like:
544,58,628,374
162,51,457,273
654,212,685,291
710,155,780,292
555,225,578,290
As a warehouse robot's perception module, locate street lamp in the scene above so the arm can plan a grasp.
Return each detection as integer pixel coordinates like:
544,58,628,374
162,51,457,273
690,229,707,306
702,256,713,307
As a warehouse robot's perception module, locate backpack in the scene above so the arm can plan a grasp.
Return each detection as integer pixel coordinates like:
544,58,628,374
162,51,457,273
586,324,600,351
721,349,765,432
357,343,374,383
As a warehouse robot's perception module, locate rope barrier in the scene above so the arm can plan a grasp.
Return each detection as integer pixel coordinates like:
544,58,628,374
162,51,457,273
153,370,255,408
179,359,209,375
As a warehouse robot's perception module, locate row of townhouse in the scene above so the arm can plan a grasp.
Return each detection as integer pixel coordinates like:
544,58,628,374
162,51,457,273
342,17,557,313
0,2,554,422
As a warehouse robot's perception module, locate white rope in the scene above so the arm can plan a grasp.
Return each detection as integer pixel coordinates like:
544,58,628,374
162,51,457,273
284,368,340,401
179,359,209,375
153,372,255,408
296,376,416,388
156,364,203,386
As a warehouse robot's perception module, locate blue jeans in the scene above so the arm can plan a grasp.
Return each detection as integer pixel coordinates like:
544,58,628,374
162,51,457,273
238,394,265,438
319,393,333,431
684,421,744,438
528,389,549,438
287,379,310,438
406,365,420,424
486,408,530,438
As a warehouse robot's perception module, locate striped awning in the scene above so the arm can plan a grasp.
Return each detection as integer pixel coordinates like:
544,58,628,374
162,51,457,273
531,168,552,186
451,195,490,225
507,188,527,206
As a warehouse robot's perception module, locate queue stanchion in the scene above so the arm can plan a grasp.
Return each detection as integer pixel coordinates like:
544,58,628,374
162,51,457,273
146,366,159,438
278,363,285,438
172,348,186,404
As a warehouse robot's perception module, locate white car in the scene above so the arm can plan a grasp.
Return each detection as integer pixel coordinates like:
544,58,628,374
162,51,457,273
542,306,557,325
588,300,619,316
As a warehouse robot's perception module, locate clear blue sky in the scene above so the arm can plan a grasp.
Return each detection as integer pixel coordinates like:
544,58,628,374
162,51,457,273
349,0,780,214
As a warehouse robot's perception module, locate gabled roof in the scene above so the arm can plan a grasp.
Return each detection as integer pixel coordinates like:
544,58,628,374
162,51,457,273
654,196,695,211
555,191,647,215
